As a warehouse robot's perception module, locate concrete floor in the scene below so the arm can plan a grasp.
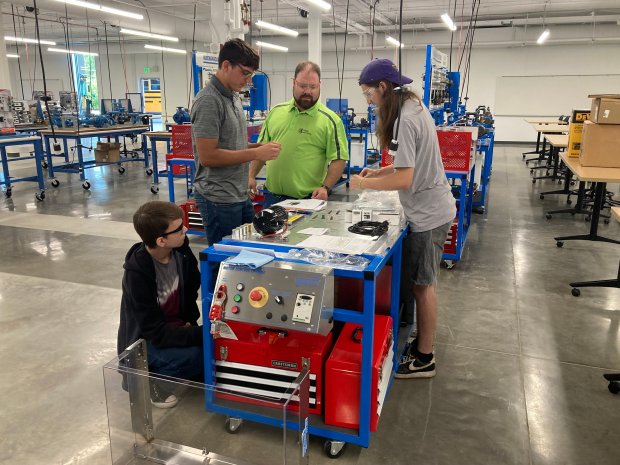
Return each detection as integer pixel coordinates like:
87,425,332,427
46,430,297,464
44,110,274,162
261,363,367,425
1,141,619,465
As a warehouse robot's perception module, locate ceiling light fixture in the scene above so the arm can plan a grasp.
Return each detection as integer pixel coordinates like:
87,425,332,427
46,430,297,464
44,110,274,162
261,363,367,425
7,54,20,58
386,36,404,48
120,28,178,42
255,20,299,37
441,13,457,31
537,29,550,44
256,41,288,52
5,35,56,45
53,0,143,20
144,44,187,54
302,0,331,11
48,47,99,56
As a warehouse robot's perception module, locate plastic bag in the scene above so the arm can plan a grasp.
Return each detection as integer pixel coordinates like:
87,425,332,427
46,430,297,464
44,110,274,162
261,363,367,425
282,248,369,270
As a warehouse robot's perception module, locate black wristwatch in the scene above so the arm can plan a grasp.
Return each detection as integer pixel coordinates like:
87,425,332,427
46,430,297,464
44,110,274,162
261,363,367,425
321,184,332,195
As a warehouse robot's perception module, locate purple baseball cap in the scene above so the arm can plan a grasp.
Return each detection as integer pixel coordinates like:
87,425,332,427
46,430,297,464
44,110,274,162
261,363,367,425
358,58,413,86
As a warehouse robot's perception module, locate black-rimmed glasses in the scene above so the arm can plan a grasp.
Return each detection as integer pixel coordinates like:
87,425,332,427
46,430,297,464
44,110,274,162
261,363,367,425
160,223,184,238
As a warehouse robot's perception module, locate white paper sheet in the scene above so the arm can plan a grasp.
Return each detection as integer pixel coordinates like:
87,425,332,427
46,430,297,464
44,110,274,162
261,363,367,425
273,199,327,211
298,227,329,235
296,235,371,254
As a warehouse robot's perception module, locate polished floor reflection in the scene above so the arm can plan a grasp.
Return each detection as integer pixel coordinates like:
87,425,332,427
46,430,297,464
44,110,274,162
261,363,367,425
0,142,619,465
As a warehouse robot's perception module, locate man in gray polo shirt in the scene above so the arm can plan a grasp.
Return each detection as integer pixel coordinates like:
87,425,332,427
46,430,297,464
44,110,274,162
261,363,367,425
191,39,281,245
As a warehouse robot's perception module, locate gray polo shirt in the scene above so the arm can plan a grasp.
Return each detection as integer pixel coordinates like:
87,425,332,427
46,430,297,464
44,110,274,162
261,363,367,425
393,99,456,232
190,75,249,203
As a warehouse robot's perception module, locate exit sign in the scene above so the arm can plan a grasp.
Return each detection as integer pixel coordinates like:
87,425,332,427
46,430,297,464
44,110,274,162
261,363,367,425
144,67,151,73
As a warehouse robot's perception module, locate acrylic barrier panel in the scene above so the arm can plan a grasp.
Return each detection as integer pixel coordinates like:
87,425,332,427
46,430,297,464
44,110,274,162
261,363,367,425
103,339,310,465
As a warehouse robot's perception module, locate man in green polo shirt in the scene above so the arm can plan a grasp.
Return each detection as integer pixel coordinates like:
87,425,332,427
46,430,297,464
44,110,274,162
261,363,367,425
249,61,349,207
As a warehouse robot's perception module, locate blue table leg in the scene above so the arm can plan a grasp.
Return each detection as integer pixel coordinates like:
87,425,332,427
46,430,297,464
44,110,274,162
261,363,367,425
63,139,69,161
151,138,159,185
0,147,10,191
33,140,45,193
44,137,55,178
77,139,86,182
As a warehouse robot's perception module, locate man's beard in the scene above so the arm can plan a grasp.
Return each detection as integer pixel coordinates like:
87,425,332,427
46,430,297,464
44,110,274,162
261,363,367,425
295,94,318,110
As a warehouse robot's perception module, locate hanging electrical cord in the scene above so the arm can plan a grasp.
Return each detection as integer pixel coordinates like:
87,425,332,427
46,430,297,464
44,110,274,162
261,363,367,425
95,29,106,100
370,0,377,60
331,3,341,96
60,8,82,154
11,5,26,99
118,27,130,95
337,0,351,106
187,3,197,108
85,9,94,113
389,0,405,155
103,22,113,99
31,0,57,142
464,1,480,101
160,45,169,120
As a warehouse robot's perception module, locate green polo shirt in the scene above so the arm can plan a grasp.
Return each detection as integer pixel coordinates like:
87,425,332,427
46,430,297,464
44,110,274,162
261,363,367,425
258,98,349,199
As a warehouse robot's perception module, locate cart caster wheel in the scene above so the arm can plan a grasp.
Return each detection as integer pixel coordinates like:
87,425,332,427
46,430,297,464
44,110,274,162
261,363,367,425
570,181,575,186
526,161,529,166
571,288,581,297
323,440,347,459
150,185,159,194
146,168,153,176
442,260,456,270
51,179,60,188
608,382,620,395
42,161,48,169
556,241,564,248
604,218,610,224
225,417,243,434
532,178,536,184
522,154,526,159
540,194,545,200
118,167,126,174
35,191,45,201
82,181,91,190
546,214,552,220
4,188,12,198
567,199,572,205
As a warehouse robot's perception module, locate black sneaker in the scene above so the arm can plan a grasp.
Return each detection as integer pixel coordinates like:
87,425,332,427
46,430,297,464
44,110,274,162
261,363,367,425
395,354,436,379
150,383,178,409
403,336,417,358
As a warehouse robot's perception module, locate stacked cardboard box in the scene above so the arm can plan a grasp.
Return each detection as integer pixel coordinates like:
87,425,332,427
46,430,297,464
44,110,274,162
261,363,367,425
94,142,121,163
579,95,620,168
566,109,591,157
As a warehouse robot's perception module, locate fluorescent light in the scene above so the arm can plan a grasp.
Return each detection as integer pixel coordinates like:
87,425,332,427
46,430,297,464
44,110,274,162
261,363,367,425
144,44,187,54
5,35,56,45
120,28,179,42
256,41,288,52
255,20,299,37
48,47,99,56
53,0,143,20
537,29,550,44
7,54,20,58
441,13,457,31
303,0,331,11
386,36,404,48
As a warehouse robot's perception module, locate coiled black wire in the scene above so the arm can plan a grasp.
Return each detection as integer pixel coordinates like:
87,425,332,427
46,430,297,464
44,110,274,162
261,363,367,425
348,221,389,237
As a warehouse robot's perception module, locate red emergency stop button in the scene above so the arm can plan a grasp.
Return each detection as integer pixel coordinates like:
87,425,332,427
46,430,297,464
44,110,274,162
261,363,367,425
250,290,262,301
231,306,240,314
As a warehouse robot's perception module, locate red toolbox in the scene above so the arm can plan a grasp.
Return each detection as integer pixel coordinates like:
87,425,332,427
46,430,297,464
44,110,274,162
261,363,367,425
324,315,394,431
180,200,204,232
214,320,334,415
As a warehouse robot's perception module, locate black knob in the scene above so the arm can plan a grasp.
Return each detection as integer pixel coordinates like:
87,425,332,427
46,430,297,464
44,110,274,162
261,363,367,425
275,295,283,305
281,314,287,322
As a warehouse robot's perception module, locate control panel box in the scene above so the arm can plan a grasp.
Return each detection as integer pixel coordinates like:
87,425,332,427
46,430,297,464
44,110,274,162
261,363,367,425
211,260,334,335
0,89,15,134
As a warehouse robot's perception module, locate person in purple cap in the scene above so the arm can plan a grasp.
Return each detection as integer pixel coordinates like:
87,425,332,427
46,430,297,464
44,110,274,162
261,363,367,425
351,58,456,379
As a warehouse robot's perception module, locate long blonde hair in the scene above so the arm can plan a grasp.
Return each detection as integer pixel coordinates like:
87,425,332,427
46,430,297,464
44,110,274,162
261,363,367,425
370,81,419,149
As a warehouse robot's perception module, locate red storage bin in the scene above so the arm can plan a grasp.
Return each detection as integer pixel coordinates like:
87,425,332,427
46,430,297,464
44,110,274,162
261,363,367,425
437,130,472,173
214,320,334,415
324,315,394,431
443,219,458,254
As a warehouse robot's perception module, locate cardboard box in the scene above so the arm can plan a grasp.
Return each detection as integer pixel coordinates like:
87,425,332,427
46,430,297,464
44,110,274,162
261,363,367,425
590,95,620,125
579,120,620,168
567,109,591,157
94,142,121,163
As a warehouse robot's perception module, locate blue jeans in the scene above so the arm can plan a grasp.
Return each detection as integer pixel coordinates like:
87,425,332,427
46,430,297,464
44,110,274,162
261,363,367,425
194,191,255,245
147,341,204,381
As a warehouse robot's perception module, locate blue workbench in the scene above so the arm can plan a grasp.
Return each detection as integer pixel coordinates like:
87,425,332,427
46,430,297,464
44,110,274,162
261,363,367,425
0,134,46,201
